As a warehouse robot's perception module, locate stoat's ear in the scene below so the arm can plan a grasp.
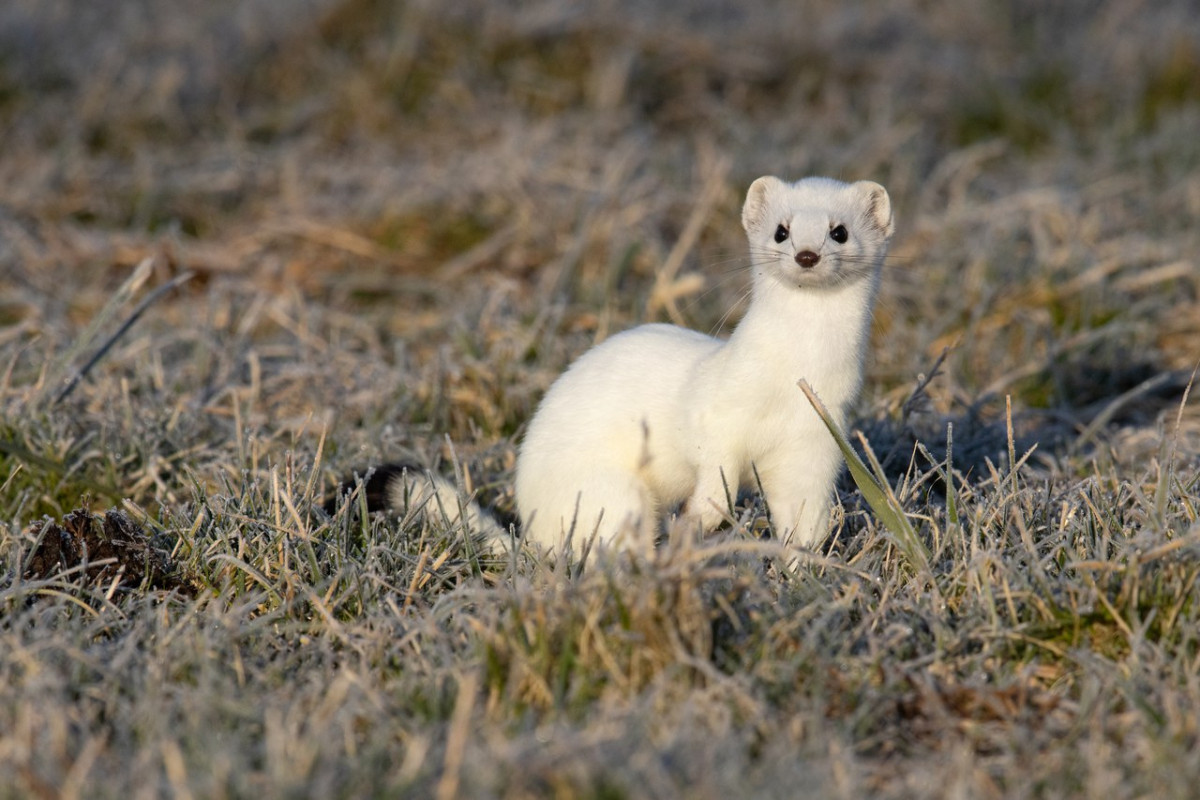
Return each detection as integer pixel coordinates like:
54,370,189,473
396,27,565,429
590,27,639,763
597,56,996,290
742,176,785,235
853,181,894,238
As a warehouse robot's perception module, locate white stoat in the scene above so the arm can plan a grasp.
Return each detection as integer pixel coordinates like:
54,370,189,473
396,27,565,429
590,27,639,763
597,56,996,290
515,175,894,556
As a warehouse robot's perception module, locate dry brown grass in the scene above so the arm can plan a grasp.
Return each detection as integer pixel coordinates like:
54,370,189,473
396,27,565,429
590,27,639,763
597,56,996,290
2,0,1200,796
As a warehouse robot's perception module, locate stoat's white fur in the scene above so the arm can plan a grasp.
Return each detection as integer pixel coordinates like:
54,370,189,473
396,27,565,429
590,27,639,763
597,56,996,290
327,463,510,548
515,176,894,556
382,467,508,543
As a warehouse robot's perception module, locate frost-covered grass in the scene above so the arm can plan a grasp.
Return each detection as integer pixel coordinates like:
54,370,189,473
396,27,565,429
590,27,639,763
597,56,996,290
2,0,1199,796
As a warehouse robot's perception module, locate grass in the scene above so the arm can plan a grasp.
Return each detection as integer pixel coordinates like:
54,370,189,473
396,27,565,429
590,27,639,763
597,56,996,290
2,0,1200,796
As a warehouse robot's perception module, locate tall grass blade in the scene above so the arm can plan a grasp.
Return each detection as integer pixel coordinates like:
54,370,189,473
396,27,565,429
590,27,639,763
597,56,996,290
798,379,930,574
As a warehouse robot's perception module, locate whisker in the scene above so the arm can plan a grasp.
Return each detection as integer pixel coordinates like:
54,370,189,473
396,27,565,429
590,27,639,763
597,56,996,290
681,269,753,315
703,254,761,268
708,285,754,337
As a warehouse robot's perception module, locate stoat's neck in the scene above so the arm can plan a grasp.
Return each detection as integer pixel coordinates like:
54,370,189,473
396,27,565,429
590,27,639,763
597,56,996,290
718,273,878,405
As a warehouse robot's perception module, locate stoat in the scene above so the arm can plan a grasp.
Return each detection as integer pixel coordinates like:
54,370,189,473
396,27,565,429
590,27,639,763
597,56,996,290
514,175,894,556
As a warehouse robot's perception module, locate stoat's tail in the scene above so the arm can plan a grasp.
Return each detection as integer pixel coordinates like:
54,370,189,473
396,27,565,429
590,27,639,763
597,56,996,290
325,463,511,547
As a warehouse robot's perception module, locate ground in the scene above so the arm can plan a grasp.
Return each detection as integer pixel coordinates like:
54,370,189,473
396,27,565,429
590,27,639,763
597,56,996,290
2,0,1200,796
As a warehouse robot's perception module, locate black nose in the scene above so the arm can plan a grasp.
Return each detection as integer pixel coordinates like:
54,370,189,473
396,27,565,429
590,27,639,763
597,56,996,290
795,250,820,268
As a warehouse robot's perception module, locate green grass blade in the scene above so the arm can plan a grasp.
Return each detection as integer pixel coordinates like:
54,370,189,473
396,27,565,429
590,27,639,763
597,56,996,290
798,379,931,574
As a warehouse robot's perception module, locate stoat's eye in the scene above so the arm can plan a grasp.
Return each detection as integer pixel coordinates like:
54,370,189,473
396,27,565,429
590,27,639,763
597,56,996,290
773,224,789,243
830,224,848,244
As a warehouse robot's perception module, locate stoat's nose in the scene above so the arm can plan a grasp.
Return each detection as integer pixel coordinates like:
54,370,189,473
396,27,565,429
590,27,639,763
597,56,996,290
795,250,820,268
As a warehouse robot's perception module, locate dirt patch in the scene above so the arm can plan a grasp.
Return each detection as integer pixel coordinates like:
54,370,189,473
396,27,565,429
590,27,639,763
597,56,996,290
24,508,183,592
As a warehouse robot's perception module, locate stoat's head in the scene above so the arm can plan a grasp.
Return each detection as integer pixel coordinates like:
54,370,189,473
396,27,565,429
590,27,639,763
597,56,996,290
741,176,894,291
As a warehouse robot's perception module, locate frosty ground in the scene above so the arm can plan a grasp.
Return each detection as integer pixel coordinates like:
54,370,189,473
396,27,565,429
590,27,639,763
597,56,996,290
2,1,1200,796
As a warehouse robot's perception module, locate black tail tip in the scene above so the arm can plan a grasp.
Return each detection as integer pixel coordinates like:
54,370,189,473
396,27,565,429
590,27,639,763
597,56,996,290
323,462,424,515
